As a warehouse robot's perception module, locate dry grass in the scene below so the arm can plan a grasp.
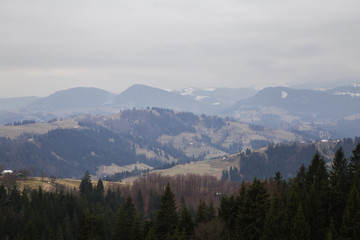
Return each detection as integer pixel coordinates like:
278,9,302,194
149,156,239,180
10,177,125,193
0,120,80,139
96,163,154,176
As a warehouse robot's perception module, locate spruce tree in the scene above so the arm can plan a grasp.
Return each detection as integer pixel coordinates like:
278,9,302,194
349,143,360,176
235,178,269,240
304,152,329,240
96,179,104,194
21,220,39,240
154,183,178,240
263,193,287,240
113,196,136,240
79,171,93,197
290,205,310,240
77,212,105,240
340,167,360,239
329,147,350,231
178,206,194,238
195,200,208,225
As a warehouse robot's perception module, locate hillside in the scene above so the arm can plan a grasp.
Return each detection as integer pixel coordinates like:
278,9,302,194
0,108,303,178
227,85,360,138
1,84,360,140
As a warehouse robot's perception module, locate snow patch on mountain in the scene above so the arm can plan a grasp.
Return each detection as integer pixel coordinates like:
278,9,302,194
179,88,195,96
195,96,210,101
205,88,216,92
334,91,360,97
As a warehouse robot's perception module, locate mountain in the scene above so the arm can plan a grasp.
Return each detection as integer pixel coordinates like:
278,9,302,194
1,84,360,140
0,108,304,178
26,87,116,111
113,84,203,112
0,96,39,111
226,85,360,138
231,86,360,119
170,87,257,113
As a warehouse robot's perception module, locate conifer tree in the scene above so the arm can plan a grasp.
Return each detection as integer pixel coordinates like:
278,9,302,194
130,212,143,240
329,147,350,230
195,200,208,225
21,220,39,240
96,179,104,194
178,206,194,238
340,166,360,239
349,143,360,176
263,193,287,240
77,212,105,240
290,205,310,240
305,152,330,240
235,178,269,240
113,196,136,240
79,171,93,197
154,183,178,240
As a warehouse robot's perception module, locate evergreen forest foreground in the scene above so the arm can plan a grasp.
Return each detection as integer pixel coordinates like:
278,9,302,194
0,144,360,240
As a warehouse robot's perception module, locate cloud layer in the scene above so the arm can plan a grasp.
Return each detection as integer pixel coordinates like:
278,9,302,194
1,0,359,97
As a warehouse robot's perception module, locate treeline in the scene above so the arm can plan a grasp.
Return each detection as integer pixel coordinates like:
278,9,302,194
1,143,360,239
5,120,36,126
217,143,360,239
239,137,360,181
0,171,238,240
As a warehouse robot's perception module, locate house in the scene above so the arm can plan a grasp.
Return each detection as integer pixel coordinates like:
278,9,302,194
1,170,13,175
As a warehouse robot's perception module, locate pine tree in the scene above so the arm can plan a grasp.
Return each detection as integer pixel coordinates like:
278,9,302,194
113,196,136,240
329,147,350,231
263,193,287,240
235,178,269,240
21,220,39,240
96,179,104,194
195,200,208,225
130,212,143,240
154,183,178,240
77,212,105,240
290,205,310,240
304,152,329,240
349,143,360,176
178,206,194,238
340,166,360,239
79,171,93,197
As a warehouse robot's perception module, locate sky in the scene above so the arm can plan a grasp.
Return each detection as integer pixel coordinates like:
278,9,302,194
1,0,360,97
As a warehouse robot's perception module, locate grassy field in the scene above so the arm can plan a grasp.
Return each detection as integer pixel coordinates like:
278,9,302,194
4,176,125,192
0,119,80,139
148,155,240,180
96,163,154,176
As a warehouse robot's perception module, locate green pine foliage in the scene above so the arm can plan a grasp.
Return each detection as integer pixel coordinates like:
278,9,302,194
3,146,360,239
154,183,178,240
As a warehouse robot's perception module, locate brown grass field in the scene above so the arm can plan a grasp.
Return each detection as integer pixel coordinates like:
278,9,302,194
0,120,80,139
2,176,125,193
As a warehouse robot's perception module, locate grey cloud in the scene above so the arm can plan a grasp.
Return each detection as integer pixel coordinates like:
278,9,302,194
0,0,360,97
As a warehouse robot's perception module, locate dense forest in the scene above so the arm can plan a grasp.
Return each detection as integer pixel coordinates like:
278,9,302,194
235,137,360,181
1,143,360,239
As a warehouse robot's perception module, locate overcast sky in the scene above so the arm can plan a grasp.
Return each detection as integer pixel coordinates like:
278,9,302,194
1,0,360,97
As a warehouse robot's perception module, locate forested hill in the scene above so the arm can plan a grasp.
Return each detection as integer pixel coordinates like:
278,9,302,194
1,144,360,239
234,137,360,181
0,107,358,179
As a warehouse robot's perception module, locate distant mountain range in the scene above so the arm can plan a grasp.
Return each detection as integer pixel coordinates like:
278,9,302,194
1,83,360,139
0,84,257,124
